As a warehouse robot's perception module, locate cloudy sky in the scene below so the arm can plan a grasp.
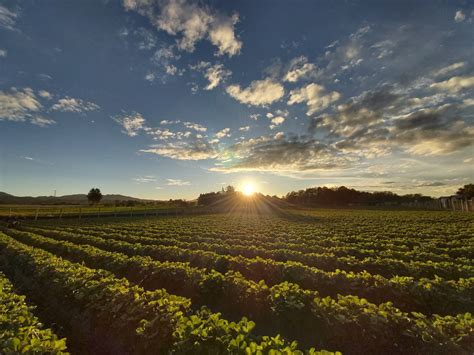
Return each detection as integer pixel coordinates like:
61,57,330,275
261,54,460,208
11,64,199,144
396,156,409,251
0,0,473,199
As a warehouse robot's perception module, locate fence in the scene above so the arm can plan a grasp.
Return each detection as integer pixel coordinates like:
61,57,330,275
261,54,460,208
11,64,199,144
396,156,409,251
0,206,213,221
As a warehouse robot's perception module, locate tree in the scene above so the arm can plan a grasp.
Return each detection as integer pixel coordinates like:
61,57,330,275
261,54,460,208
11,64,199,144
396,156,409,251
87,188,103,205
225,185,235,194
457,184,474,199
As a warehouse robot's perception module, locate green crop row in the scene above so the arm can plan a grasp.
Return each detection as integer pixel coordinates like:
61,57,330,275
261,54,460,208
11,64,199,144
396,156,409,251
3,229,473,354
25,225,473,280
0,232,329,354
0,272,68,354
45,223,472,268
4,226,474,355
55,211,472,251
12,226,473,317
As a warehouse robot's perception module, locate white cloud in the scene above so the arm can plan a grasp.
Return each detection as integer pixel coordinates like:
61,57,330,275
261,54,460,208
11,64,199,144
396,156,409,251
149,44,184,80
147,128,176,140
462,98,474,107
145,72,156,82
0,49,7,57
141,140,218,160
226,78,284,106
51,97,100,113
0,88,42,122
204,63,231,90
189,82,199,94
239,126,250,132
430,76,474,93
208,14,242,57
454,10,466,22
269,116,285,129
270,116,285,126
215,127,230,138
190,61,232,90
133,176,157,183
165,64,179,75
288,83,341,115
38,90,52,99
0,5,17,31
113,112,146,136
30,116,56,127
123,0,242,57
135,27,157,50
266,112,274,118
283,56,319,82
275,109,289,117
153,44,181,63
160,119,180,125
250,113,261,120
166,178,191,186
432,62,466,77
183,121,207,132
274,132,285,140
370,40,395,59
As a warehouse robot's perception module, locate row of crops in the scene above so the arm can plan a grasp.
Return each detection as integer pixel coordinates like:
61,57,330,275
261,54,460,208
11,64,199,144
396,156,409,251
1,209,473,354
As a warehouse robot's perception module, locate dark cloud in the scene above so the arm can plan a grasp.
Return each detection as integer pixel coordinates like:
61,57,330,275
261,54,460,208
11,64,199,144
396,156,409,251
311,84,474,157
393,107,448,131
214,136,352,172
417,181,447,187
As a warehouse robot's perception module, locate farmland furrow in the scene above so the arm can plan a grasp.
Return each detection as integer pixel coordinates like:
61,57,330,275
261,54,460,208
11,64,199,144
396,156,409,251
4,227,472,317
0,232,313,354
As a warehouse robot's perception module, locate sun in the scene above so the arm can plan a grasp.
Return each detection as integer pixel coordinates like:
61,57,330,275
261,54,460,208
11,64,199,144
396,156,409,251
242,182,256,196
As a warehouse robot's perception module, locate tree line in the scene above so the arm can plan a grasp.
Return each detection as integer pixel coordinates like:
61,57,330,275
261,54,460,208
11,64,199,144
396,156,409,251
283,184,474,207
284,186,432,207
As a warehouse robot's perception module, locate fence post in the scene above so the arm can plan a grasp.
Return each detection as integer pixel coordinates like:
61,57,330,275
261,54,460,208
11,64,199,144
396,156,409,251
35,208,39,221
59,209,63,219
130,206,133,217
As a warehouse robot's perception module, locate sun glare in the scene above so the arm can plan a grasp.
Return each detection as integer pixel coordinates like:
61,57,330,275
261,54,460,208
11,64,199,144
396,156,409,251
242,182,256,196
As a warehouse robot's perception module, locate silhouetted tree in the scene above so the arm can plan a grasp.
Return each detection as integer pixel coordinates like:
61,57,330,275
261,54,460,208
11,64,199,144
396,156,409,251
87,188,103,205
457,184,474,199
197,186,236,206
284,186,433,207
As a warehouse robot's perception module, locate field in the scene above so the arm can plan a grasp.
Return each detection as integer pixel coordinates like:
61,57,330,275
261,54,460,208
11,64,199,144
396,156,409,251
0,204,184,218
0,209,473,354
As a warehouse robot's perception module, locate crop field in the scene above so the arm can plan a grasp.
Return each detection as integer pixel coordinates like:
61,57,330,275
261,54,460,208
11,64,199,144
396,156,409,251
0,209,473,354
0,204,181,218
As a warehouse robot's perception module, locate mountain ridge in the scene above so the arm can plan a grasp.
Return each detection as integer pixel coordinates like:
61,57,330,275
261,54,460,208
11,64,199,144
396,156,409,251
0,192,155,205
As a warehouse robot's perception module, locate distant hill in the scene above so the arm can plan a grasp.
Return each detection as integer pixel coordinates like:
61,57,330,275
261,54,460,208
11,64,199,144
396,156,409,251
0,192,153,205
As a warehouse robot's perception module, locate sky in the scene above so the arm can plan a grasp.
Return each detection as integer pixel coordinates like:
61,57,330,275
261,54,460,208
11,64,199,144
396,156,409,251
0,0,473,199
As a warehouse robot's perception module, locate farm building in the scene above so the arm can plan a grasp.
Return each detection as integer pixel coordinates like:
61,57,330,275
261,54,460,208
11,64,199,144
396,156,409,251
439,195,473,211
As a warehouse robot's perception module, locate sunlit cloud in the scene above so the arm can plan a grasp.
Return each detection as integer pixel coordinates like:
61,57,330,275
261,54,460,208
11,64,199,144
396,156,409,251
226,78,284,106
51,97,100,113
123,0,242,57
166,178,191,186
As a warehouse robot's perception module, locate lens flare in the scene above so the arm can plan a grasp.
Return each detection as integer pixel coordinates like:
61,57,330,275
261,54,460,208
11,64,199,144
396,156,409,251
242,183,256,196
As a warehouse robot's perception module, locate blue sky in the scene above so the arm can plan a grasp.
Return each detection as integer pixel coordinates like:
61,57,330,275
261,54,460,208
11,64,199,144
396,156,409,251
0,0,473,199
